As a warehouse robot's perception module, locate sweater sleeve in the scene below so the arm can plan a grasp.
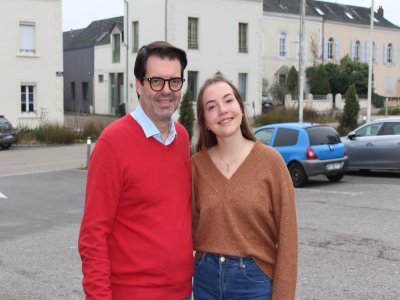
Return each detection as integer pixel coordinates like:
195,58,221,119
78,139,121,300
270,152,298,300
191,157,199,243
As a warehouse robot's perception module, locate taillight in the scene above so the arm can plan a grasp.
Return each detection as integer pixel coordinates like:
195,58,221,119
306,146,317,160
344,148,348,156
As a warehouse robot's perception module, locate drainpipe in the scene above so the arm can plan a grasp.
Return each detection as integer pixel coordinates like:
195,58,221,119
124,0,129,109
165,0,168,41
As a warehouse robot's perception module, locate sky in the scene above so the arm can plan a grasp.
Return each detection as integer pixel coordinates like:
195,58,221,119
62,0,399,32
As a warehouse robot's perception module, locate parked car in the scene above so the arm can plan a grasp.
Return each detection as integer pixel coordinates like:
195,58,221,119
254,122,349,187
341,117,400,171
0,115,16,149
262,96,273,112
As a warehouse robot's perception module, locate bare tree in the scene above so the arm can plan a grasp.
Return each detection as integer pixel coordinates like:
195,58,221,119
309,31,320,66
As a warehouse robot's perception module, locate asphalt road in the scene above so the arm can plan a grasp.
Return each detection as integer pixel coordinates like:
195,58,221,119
0,145,399,299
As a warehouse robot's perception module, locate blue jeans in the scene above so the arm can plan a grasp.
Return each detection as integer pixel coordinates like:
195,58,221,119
193,253,272,300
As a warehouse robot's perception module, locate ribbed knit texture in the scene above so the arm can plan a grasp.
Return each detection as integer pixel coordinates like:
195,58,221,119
192,140,298,300
79,115,193,300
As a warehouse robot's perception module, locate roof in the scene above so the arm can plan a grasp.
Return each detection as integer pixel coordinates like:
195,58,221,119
63,16,123,51
263,0,399,29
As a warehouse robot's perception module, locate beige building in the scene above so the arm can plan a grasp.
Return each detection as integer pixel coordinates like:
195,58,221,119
0,0,63,128
125,0,264,117
263,0,400,100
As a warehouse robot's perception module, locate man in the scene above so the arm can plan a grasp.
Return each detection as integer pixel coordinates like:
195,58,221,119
78,41,193,300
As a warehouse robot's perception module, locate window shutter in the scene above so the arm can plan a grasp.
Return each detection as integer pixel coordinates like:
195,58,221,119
323,38,328,61
350,40,355,60
383,42,388,65
335,41,340,63
393,43,397,65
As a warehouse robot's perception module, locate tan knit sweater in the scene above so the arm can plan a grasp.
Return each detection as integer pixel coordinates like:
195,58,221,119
191,140,298,300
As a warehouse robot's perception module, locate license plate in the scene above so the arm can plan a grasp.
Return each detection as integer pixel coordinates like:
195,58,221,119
326,162,343,171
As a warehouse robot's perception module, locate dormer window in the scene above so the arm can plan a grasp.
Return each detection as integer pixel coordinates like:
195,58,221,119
315,7,325,15
345,12,354,20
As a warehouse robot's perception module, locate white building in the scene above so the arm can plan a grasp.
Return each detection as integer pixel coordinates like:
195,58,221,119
124,0,264,117
0,0,63,128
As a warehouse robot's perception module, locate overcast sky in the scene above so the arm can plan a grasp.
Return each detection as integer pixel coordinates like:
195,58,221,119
62,0,399,32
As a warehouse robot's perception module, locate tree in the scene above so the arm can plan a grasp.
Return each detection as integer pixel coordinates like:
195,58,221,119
306,64,331,95
262,78,269,96
179,89,195,143
286,66,298,95
340,84,360,130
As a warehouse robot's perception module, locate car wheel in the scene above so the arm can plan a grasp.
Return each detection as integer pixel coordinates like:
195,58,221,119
288,162,308,187
1,143,11,149
326,172,344,182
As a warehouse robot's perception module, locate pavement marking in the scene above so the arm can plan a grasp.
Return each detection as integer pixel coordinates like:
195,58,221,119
299,188,363,197
0,192,7,199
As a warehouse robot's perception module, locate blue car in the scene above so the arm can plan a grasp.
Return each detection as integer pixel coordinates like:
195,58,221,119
254,122,349,187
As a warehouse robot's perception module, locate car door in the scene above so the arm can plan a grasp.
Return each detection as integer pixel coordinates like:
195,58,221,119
345,122,383,169
372,122,400,169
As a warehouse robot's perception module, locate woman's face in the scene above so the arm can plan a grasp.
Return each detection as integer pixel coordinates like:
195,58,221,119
202,81,243,139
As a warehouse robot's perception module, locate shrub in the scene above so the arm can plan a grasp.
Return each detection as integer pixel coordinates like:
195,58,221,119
179,89,195,143
82,121,105,141
339,84,360,130
35,124,76,144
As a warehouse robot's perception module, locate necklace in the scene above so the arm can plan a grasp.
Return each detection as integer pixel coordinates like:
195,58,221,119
216,140,247,173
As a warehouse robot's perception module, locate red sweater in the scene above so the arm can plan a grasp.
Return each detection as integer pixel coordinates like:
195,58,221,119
78,115,193,300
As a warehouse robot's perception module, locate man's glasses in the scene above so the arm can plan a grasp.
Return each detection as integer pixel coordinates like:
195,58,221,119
143,77,185,92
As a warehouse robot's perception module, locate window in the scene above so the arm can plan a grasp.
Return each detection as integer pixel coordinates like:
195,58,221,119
132,21,139,53
238,23,248,53
112,33,121,63
279,74,286,86
328,37,334,59
254,128,274,145
273,128,298,147
82,82,88,100
188,17,198,49
187,71,198,99
98,74,104,83
71,82,76,99
356,123,383,137
19,22,35,54
387,43,393,63
279,33,287,57
21,85,35,113
354,40,361,62
238,73,247,101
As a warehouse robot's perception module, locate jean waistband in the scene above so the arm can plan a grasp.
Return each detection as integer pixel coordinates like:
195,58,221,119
203,253,254,265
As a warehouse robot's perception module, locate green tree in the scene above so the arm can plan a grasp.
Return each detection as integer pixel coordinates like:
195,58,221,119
262,78,269,96
285,66,298,95
306,64,331,95
179,89,195,143
268,83,286,105
340,84,360,130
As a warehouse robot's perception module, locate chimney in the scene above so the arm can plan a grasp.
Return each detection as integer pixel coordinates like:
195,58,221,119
377,6,383,18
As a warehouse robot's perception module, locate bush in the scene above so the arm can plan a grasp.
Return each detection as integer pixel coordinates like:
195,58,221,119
35,124,76,144
253,107,338,127
179,89,195,143
81,121,105,141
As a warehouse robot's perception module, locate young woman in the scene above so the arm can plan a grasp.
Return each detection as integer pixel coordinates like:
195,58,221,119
191,75,298,299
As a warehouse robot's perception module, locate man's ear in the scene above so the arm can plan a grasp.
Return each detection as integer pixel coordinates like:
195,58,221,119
135,79,143,98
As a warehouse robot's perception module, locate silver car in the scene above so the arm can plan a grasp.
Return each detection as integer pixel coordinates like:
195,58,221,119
341,117,400,171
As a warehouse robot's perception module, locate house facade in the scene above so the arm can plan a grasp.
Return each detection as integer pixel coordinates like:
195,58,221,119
63,17,125,116
125,0,264,118
262,0,400,99
0,0,63,128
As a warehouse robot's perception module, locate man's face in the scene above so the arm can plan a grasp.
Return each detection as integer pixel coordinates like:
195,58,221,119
136,56,183,127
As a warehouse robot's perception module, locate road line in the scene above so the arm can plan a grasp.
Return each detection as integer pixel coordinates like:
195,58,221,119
298,188,363,197
0,192,7,199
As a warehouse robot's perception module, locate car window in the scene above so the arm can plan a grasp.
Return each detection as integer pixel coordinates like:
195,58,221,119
254,128,274,145
381,122,400,135
307,126,340,145
356,123,383,137
273,128,298,147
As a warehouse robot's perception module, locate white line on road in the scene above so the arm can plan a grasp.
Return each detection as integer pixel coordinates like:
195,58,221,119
299,188,363,197
0,192,7,199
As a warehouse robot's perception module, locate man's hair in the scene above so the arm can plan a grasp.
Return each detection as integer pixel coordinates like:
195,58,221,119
134,41,187,82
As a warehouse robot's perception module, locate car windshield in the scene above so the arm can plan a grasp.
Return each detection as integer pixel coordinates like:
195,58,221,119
307,126,341,145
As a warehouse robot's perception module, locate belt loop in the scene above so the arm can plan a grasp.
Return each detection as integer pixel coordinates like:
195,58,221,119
239,257,244,268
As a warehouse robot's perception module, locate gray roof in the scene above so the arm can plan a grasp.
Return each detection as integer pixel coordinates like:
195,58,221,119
263,0,399,29
63,16,123,51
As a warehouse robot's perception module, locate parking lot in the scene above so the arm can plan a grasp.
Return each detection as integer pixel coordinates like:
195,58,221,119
0,145,399,299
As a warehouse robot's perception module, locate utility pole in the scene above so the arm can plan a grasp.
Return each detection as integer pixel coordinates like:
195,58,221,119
298,0,305,123
165,0,168,41
123,0,129,111
367,0,374,123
